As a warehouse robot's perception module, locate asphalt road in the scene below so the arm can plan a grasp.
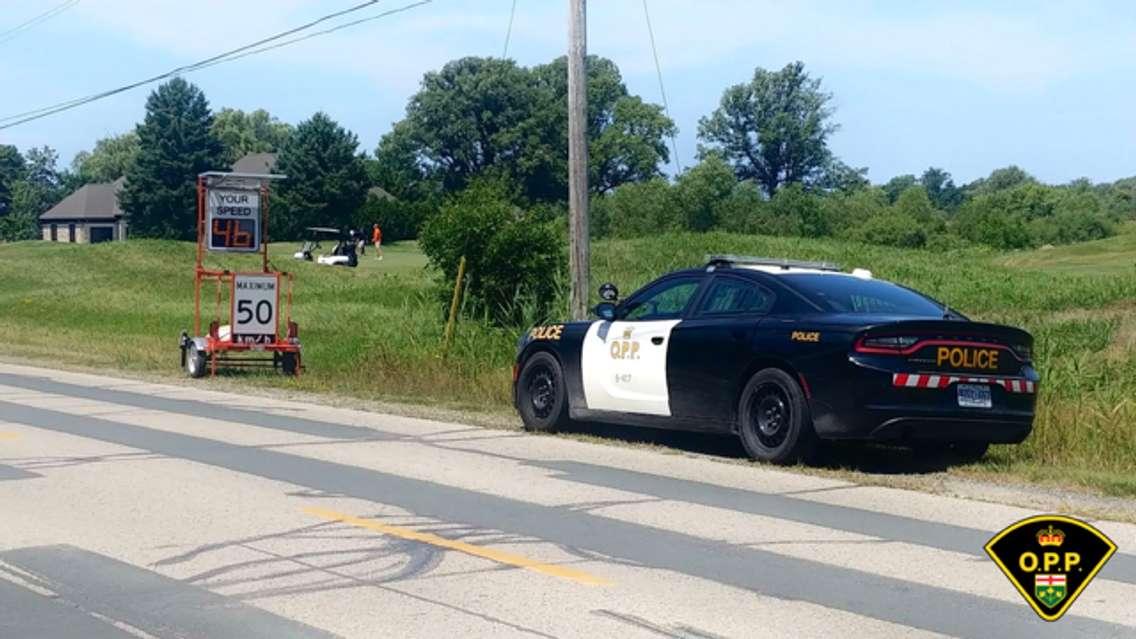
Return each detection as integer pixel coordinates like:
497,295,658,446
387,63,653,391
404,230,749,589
1,362,1134,638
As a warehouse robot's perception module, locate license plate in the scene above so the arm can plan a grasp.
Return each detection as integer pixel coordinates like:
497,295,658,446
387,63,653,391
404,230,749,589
957,383,992,409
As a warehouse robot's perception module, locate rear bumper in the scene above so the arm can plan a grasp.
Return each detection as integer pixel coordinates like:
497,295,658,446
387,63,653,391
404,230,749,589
808,359,1037,444
866,413,1033,444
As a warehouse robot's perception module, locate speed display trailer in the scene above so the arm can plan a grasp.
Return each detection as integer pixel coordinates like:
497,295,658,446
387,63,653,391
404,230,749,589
179,171,302,378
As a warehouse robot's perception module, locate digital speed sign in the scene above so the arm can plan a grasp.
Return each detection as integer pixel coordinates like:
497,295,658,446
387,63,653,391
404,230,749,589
207,190,261,252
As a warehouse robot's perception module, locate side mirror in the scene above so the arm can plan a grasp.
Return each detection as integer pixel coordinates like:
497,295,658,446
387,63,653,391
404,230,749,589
598,282,619,302
594,302,616,321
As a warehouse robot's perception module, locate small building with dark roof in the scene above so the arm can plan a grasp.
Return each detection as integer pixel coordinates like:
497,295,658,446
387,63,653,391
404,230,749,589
39,177,127,243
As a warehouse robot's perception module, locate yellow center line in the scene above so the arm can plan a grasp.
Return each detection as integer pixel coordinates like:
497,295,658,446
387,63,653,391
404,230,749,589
0,433,19,441
303,506,611,586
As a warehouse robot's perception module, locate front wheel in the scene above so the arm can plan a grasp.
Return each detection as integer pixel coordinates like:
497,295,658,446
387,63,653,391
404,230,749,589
737,368,815,464
516,352,569,432
185,344,207,379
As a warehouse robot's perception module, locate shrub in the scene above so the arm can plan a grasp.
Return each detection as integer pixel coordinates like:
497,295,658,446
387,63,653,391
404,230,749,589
955,201,1032,249
850,212,927,248
419,179,564,324
823,187,888,236
716,182,771,234
769,183,830,237
924,232,972,252
673,156,735,232
594,179,679,238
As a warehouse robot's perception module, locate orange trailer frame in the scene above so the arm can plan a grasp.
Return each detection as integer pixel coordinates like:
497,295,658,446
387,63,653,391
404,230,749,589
180,171,301,377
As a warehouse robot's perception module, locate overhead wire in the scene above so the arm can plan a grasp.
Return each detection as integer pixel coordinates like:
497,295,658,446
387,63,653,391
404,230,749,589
502,0,518,58
641,0,682,174
0,0,431,131
0,0,383,126
0,0,80,46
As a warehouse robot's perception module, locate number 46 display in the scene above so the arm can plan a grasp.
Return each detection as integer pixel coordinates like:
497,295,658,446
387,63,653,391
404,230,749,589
232,273,279,344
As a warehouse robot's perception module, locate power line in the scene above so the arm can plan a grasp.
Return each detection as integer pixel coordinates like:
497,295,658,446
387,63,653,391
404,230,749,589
0,0,431,131
0,0,383,126
641,0,682,174
0,0,79,46
502,0,518,57
189,1,432,72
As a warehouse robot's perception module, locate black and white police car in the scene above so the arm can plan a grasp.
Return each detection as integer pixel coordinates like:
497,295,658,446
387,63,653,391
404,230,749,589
513,255,1039,464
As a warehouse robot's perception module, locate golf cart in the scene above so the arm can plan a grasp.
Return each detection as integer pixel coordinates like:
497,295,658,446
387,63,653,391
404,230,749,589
294,226,358,267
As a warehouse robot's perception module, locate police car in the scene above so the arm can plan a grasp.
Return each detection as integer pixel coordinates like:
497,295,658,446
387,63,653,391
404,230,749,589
513,255,1039,464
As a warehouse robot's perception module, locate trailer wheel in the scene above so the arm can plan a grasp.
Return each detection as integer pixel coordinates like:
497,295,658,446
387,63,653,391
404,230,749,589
280,352,299,376
186,344,207,379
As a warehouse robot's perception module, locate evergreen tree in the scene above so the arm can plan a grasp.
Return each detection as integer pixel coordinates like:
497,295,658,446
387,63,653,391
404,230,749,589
0,145,26,217
274,112,368,239
120,78,224,239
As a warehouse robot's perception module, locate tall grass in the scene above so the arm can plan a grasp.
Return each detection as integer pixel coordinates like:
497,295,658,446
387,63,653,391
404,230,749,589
2,233,1135,493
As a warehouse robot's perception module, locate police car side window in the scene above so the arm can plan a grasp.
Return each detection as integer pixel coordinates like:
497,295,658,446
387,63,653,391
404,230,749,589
696,277,775,315
621,277,701,321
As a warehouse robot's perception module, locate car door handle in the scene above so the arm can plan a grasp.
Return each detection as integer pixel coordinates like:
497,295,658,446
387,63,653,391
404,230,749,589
651,337,664,345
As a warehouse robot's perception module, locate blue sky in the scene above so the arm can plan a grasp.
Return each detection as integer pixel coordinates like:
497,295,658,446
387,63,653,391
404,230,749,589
1,0,1134,185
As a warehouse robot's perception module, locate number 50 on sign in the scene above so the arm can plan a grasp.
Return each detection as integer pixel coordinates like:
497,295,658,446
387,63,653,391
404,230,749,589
232,273,279,343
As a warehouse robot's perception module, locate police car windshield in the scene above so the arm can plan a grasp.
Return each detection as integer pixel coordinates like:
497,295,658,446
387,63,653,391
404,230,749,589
782,274,945,316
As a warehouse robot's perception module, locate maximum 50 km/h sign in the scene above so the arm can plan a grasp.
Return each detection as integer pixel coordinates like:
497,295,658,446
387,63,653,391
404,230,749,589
232,273,279,344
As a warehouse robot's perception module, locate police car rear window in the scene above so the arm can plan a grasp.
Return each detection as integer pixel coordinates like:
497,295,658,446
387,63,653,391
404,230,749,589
782,274,944,316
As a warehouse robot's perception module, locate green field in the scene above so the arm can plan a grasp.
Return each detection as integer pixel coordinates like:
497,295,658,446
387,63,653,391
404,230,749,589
2,233,1135,495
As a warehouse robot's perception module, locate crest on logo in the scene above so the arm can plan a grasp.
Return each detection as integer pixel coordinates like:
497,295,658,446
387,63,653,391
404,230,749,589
985,515,1117,622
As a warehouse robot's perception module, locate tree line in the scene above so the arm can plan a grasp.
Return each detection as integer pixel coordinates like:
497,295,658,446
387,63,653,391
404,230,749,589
2,57,1133,319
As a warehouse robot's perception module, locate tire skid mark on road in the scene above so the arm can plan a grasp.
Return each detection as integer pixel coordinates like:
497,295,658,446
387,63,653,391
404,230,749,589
303,506,611,586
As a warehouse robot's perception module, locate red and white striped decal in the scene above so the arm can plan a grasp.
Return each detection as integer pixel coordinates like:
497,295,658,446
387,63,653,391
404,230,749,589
892,373,1036,394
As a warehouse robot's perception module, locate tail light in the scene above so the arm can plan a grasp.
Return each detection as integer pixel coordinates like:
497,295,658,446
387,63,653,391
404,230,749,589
854,336,920,354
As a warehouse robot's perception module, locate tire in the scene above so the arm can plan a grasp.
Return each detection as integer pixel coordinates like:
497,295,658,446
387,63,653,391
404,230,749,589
185,344,207,379
516,352,569,432
280,352,299,376
737,368,815,464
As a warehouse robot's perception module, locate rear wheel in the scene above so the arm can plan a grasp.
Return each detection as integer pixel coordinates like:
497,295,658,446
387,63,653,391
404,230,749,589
737,368,815,464
516,352,568,432
185,344,207,379
280,352,299,376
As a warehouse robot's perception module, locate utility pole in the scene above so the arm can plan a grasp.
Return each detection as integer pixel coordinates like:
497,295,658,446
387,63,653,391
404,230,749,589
567,0,589,320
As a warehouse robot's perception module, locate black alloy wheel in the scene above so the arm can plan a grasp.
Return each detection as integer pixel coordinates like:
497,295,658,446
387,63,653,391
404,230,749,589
517,352,568,432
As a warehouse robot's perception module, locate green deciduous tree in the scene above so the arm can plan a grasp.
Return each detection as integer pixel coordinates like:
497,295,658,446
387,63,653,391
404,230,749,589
697,61,837,197
274,112,369,239
893,185,937,226
71,132,138,184
211,108,293,164
967,165,1035,195
920,167,963,210
379,55,675,204
882,174,917,204
120,78,224,239
529,56,675,198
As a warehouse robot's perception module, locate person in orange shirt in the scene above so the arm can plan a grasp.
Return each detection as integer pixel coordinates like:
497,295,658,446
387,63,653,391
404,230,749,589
371,223,383,260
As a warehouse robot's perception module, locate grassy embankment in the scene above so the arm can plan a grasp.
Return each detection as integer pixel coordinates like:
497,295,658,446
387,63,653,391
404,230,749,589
2,232,1135,494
